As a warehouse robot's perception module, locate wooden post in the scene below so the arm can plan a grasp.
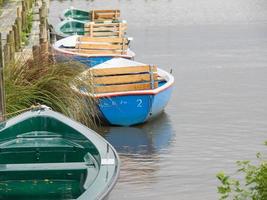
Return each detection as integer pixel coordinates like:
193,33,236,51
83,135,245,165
17,7,21,18
39,1,48,43
13,24,19,52
40,41,48,63
6,33,11,63
29,0,33,10
16,17,22,50
32,45,40,63
21,4,26,31
0,33,6,121
4,43,10,66
8,30,15,62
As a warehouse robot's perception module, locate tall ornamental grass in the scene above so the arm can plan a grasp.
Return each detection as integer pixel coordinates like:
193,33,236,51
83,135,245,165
4,53,99,129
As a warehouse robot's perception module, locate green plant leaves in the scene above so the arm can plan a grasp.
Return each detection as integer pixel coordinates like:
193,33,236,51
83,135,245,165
217,145,267,200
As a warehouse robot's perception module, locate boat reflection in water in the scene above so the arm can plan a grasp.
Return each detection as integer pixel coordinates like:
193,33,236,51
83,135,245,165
104,112,173,154
103,112,174,184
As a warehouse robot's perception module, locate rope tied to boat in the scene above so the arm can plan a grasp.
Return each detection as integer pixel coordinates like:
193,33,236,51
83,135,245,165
2,104,49,117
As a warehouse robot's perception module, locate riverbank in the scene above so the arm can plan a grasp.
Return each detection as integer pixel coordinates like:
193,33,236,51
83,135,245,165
0,0,49,66
0,0,50,119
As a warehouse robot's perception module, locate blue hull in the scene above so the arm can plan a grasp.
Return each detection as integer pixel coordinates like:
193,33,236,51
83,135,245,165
147,85,173,120
98,85,173,126
98,95,152,126
54,53,113,67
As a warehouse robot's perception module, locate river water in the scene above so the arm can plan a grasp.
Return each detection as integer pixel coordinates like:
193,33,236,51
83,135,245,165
49,0,267,199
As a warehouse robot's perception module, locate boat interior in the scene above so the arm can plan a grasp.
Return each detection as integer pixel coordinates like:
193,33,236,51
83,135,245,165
0,116,100,200
57,36,130,56
81,64,169,94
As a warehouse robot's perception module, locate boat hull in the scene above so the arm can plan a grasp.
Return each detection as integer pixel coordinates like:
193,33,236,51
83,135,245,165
54,50,113,67
98,94,153,126
53,48,133,67
0,107,120,200
98,85,173,126
146,82,173,120
60,8,91,21
55,19,86,39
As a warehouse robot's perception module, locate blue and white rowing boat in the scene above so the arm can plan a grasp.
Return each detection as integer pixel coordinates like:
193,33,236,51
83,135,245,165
52,35,135,67
77,58,174,126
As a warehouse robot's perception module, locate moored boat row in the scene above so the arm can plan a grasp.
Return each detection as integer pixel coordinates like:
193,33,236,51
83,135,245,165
53,7,174,127
56,9,123,39
0,6,174,200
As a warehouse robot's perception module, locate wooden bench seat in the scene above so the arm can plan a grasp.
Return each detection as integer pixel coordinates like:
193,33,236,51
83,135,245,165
0,162,94,172
84,65,158,93
75,36,129,55
84,21,127,38
91,9,120,22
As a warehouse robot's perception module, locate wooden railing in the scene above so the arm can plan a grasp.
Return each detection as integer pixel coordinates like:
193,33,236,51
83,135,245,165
87,65,158,93
84,21,127,38
75,36,129,55
91,9,120,22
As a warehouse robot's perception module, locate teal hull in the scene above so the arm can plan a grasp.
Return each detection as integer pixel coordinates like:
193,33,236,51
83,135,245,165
60,8,91,21
0,106,119,200
55,19,86,39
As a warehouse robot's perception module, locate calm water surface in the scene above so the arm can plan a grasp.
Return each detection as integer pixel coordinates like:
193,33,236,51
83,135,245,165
49,1,267,199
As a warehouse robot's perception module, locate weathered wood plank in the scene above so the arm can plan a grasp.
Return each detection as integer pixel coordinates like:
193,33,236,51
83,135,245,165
74,49,124,55
93,73,158,85
92,9,120,21
86,32,120,37
84,26,127,32
85,23,126,28
78,37,127,43
92,9,120,13
94,82,158,93
84,22,127,37
76,43,127,50
91,66,157,76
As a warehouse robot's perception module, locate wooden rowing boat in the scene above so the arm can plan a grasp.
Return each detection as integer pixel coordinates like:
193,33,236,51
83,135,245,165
76,58,174,126
53,35,135,67
60,8,121,22
55,19,127,40
55,19,86,40
0,106,120,200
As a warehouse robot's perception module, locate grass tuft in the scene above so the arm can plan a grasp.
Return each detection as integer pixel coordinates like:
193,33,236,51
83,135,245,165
4,51,99,129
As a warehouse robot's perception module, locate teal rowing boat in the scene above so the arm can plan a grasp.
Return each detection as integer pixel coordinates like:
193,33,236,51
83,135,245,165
0,106,120,200
60,8,121,22
55,19,86,39
60,8,92,21
55,18,126,39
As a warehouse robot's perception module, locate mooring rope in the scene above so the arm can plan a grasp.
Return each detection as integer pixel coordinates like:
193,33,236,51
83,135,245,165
2,103,43,117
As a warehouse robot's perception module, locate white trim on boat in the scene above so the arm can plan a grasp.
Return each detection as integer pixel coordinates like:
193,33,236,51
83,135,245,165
77,67,174,98
53,35,135,58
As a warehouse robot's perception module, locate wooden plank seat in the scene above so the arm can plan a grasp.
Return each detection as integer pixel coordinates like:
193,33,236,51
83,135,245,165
91,9,120,22
0,162,94,172
84,21,127,38
85,65,158,93
75,36,129,55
